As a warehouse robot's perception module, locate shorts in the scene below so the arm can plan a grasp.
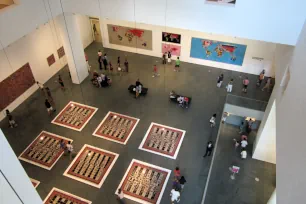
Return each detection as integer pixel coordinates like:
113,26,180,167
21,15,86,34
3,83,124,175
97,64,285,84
47,107,53,112
243,85,248,89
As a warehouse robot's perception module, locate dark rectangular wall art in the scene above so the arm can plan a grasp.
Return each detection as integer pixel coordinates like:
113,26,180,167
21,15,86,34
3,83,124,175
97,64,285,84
162,32,181,44
0,63,36,111
47,54,56,66
57,46,65,59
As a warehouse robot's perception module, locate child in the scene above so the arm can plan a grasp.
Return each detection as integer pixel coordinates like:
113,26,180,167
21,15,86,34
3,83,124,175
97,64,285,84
227,79,233,93
174,57,180,71
109,62,113,75
210,114,217,127
6,109,17,128
152,65,159,77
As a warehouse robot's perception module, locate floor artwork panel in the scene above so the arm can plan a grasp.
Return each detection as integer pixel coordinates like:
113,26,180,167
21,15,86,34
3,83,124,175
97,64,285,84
116,159,171,204
30,178,40,188
139,123,186,159
51,101,98,131
63,144,119,188
18,131,73,170
43,188,92,204
93,111,140,145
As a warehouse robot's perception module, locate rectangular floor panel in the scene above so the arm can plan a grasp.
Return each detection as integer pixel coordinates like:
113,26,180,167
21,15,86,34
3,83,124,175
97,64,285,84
63,144,119,188
93,111,140,145
18,131,73,170
30,178,40,188
116,159,171,204
51,101,98,131
139,123,186,159
43,187,92,204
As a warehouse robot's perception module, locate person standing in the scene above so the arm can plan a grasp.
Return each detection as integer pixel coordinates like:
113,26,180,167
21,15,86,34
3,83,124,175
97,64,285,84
109,62,114,75
85,53,91,73
162,52,167,64
227,79,234,92
170,188,180,204
45,87,54,106
57,75,65,91
36,81,44,91
242,77,249,93
174,57,180,72
241,138,248,149
124,59,129,72
152,65,159,77
174,167,181,178
98,50,102,70
117,188,125,204
179,176,187,190
257,70,265,87
217,74,224,88
209,114,217,128
45,99,55,115
6,109,17,128
241,148,247,159
66,141,74,160
262,77,272,92
203,141,214,157
168,51,172,64
239,121,245,133
102,53,108,70
117,56,121,67
222,112,228,123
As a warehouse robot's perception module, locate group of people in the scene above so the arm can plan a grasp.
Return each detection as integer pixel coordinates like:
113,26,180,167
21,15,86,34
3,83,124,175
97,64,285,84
161,51,181,73
169,91,189,108
170,167,187,204
216,69,272,93
97,50,129,74
36,81,57,116
234,118,254,159
91,71,112,87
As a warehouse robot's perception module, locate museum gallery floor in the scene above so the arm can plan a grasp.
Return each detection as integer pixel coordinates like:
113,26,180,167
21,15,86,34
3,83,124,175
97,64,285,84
44,188,92,204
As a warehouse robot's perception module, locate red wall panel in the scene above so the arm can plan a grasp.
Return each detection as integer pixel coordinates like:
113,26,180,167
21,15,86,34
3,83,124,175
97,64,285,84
0,63,35,111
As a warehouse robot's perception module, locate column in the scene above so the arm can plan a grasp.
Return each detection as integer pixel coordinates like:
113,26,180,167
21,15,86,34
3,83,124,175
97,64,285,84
267,189,276,204
57,13,88,84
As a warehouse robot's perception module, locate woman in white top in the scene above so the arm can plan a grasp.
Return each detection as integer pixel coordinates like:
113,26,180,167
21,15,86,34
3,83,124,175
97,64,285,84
210,114,217,128
170,188,180,204
241,148,247,159
66,141,74,160
227,79,233,93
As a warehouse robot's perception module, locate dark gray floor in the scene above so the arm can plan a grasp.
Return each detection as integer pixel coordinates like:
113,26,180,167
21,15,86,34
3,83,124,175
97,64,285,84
204,124,276,204
0,42,274,204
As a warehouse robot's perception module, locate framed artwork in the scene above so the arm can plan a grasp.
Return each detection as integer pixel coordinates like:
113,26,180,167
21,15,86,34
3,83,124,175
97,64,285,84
162,32,181,44
107,24,152,50
57,46,65,59
47,54,55,66
0,63,35,111
206,0,236,6
162,43,181,56
190,37,247,66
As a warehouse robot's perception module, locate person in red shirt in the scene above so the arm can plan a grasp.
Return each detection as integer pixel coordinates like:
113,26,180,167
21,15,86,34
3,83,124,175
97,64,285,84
174,167,181,178
242,77,250,93
152,65,159,77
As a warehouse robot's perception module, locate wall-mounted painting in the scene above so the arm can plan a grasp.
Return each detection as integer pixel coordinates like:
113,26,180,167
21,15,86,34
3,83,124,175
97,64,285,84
57,46,65,59
190,37,247,66
206,0,236,6
0,63,35,111
107,24,152,50
162,32,181,44
47,54,56,66
162,43,181,56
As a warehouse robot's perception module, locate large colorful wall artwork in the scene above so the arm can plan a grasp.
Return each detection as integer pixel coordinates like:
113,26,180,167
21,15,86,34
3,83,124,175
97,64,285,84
107,24,152,50
162,43,181,56
162,32,181,44
190,38,247,66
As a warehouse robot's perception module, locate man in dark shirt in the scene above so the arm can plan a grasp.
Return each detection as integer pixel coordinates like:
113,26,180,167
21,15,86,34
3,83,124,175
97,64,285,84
45,99,56,115
203,141,214,157
6,109,17,128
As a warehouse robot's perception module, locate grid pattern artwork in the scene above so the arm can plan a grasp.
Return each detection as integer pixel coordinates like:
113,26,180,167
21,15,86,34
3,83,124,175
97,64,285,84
57,46,65,59
30,178,40,188
63,144,119,188
93,111,140,145
43,188,92,204
47,54,56,66
116,159,171,204
0,63,35,111
51,101,98,131
139,123,186,159
18,131,73,170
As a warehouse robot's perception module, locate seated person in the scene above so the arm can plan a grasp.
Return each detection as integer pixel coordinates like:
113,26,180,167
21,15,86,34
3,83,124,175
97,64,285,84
97,76,102,87
184,97,189,108
135,83,142,98
136,79,142,87
101,75,112,87
170,90,177,99
177,96,184,106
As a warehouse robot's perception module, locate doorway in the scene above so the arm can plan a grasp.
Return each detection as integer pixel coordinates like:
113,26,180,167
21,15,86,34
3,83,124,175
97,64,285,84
90,18,102,43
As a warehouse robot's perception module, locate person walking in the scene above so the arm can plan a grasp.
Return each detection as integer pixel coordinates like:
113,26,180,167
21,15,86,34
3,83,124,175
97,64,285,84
257,70,265,87
248,119,253,129
203,141,214,157
162,52,167,64
170,188,180,204
6,109,17,128
45,99,55,115
102,54,108,70
124,59,129,72
117,188,125,204
174,57,180,72
152,65,159,77
262,77,272,92
227,79,234,92
98,50,102,70
168,51,172,64
241,138,248,149
179,176,187,190
217,74,224,88
174,167,181,178
209,114,217,127
222,112,228,123
45,87,54,106
242,77,249,93
36,81,44,91
241,148,247,159
239,121,245,133
57,75,65,91
60,139,66,151
109,62,114,75
66,141,74,160
117,56,121,67
172,178,181,191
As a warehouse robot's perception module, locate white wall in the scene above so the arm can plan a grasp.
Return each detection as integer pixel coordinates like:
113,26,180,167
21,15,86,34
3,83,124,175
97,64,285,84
277,21,306,204
0,130,42,203
101,18,279,76
252,100,276,164
0,14,93,121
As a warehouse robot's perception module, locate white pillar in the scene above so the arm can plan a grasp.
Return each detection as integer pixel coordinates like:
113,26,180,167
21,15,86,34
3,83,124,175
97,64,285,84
57,13,88,84
267,189,276,204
